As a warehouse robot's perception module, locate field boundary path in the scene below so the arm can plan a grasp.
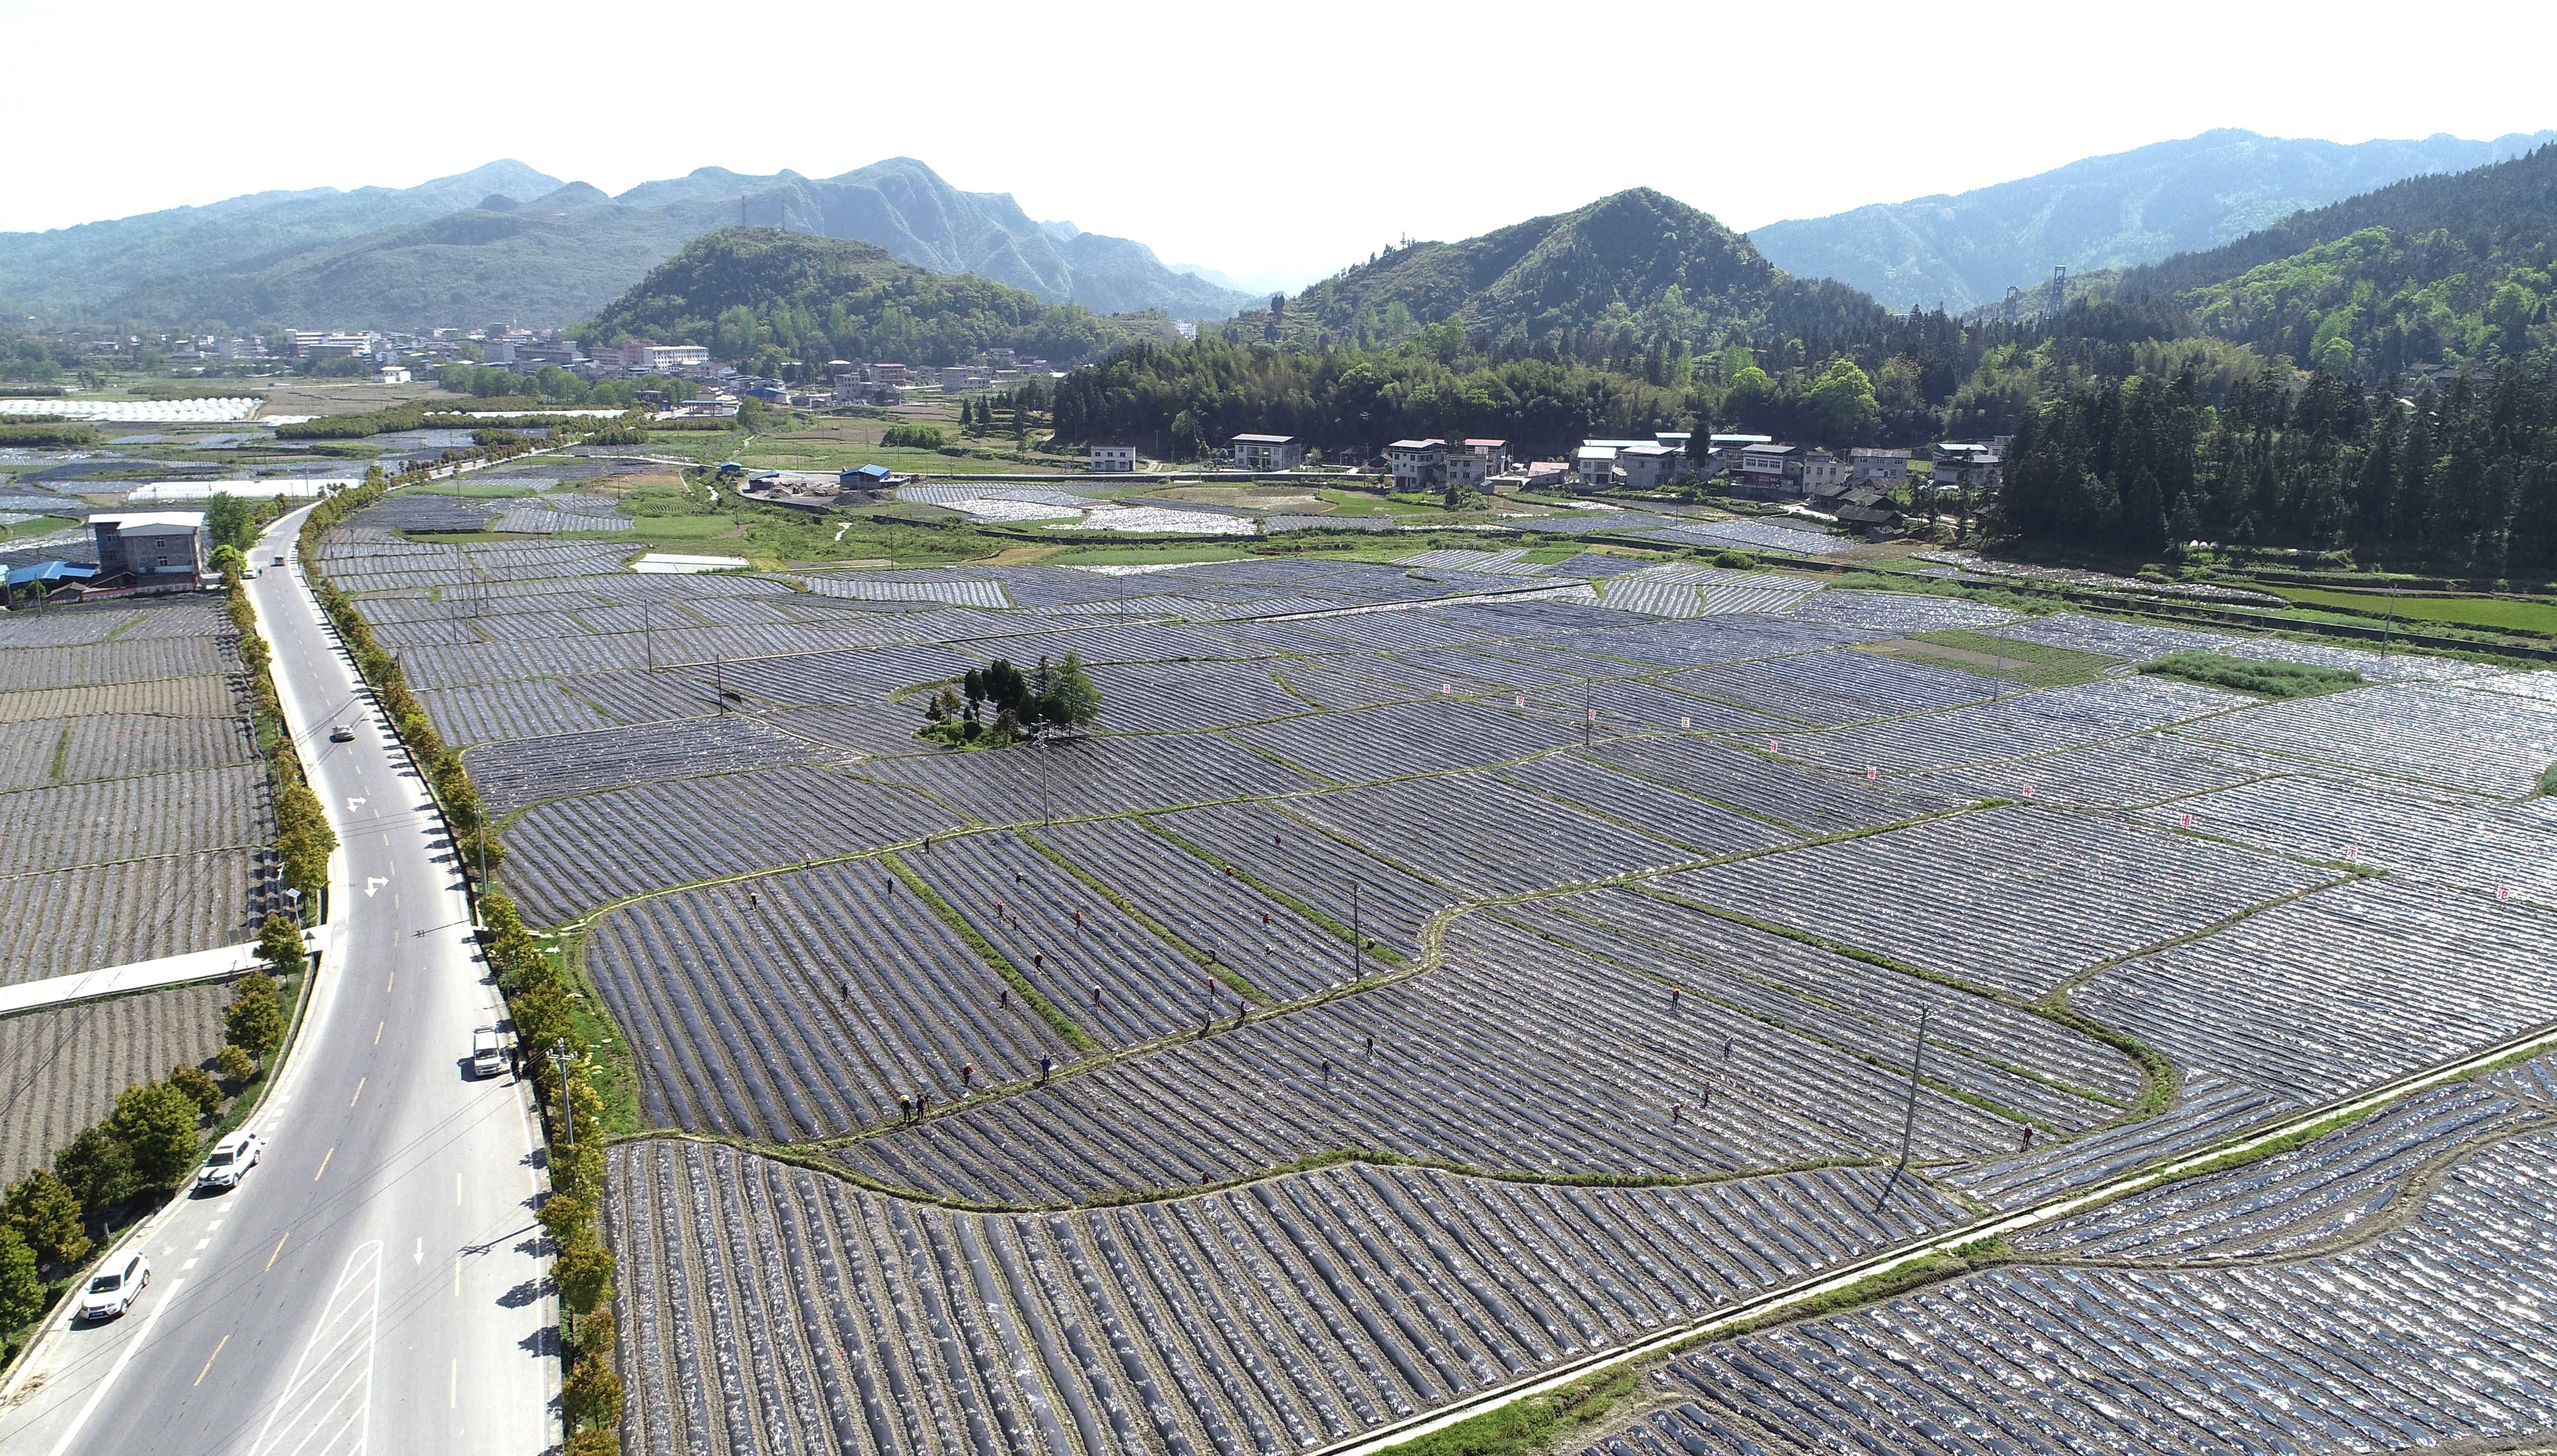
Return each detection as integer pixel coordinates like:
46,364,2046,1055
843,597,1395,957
0,933,337,1017
0,501,556,1456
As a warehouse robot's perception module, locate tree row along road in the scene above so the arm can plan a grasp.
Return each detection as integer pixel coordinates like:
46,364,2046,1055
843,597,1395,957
0,502,555,1456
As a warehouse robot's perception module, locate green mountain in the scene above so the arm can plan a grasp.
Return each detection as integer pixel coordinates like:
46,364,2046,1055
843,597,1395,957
1752,129,2557,313
1273,187,1881,349
0,160,562,316
574,227,1167,367
28,158,1255,329
2120,142,2557,378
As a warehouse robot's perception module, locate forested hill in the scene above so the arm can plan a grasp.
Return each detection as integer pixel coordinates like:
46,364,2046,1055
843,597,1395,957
2116,144,2557,378
573,228,1166,369
1751,129,2556,314
1267,188,1882,353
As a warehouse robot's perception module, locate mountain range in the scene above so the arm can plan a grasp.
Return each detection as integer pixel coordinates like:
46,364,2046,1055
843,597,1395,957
1751,128,2557,313
0,158,1256,329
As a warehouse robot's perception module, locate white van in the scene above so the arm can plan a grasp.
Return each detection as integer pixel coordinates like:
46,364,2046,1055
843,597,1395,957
471,1028,507,1079
80,1250,151,1321
197,1129,264,1190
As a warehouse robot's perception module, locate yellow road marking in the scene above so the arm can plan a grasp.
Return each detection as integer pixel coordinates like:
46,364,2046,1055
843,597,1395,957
374,1021,383,1045
312,1147,333,1181
265,1232,289,1271
348,1077,364,1107
386,972,395,991
194,1333,229,1386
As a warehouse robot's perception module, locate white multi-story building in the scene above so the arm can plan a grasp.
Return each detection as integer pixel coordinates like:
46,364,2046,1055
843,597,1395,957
1090,445,1139,472
1385,439,1449,490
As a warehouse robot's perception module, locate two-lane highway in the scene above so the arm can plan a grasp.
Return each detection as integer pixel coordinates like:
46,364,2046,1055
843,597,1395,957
0,504,553,1456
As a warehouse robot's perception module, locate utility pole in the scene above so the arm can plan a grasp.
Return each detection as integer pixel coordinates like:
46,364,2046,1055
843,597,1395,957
1893,1008,1929,1178
715,657,725,714
547,1038,574,1146
1350,880,1362,980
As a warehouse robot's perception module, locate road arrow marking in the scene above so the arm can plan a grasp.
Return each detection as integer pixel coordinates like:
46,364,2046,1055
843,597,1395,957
346,796,366,810
365,877,387,897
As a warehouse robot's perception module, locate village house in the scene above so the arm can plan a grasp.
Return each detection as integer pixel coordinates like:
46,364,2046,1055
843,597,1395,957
1709,433,1773,474
1799,447,1851,496
1615,441,1681,490
1851,447,1911,486
1230,433,1305,470
1089,445,1139,472
1731,442,1799,495
1386,439,1450,490
1574,444,1619,490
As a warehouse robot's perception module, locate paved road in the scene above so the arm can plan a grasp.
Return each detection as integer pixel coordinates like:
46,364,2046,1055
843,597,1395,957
0,505,554,1456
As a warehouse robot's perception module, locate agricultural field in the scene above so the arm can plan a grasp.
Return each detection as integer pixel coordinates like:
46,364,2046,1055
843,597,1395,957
609,1139,1960,1456
295,495,2557,1456
0,981,231,1179
0,598,270,987
1572,1078,2557,1456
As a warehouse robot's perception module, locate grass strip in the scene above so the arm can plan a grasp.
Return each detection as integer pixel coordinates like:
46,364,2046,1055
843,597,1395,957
1380,1236,2013,1456
882,849,1099,1053
2140,649,2363,699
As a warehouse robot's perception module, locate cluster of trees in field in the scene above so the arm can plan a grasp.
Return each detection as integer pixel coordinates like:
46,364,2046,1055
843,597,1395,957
433,362,661,408
921,654,1100,747
2001,364,2557,574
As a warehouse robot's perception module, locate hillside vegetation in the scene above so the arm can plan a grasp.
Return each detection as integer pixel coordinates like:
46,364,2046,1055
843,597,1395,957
2121,144,2557,378
574,228,1164,370
1752,129,2555,313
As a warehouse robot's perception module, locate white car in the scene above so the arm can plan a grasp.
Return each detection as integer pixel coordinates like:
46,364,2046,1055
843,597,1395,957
471,1028,508,1079
80,1251,150,1321
197,1129,263,1190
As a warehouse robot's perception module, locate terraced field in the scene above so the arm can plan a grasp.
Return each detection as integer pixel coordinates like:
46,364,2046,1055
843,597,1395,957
838,909,2140,1204
1574,1097,2557,1456
306,508,2557,1456
609,1139,1961,1456
1660,805,2339,998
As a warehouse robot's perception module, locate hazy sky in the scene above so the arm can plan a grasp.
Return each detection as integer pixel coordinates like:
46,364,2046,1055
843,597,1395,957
7,0,2554,287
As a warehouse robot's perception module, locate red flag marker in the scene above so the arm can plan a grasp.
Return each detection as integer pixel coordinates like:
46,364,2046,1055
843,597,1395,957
2022,784,2034,799
1587,707,1598,723
1514,693,1525,707
1866,767,1877,781
1680,715,1691,729
1441,682,1452,694
1769,739,1780,754
2180,813,2192,829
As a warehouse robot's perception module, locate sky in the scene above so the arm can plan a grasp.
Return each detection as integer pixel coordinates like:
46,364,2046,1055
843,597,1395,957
6,0,2556,290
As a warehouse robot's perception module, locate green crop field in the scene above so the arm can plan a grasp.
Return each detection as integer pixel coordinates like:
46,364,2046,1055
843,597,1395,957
2263,584,2557,636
